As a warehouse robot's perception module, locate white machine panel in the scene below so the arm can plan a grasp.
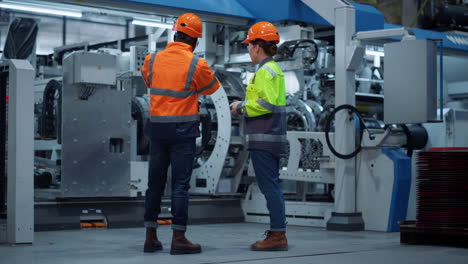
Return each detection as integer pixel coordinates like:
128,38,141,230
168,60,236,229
384,39,437,124
424,108,468,148
68,51,117,85
357,149,394,231
0,60,35,244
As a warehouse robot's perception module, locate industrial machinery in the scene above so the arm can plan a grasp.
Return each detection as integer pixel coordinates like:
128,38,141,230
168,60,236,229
33,47,241,198
2,0,465,232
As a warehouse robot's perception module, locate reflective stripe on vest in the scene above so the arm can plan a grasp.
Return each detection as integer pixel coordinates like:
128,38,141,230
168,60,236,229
149,87,195,98
198,77,217,93
256,99,286,113
252,64,276,84
150,113,199,123
150,78,217,98
260,65,276,78
148,52,157,84
148,54,202,123
247,133,287,143
184,55,200,91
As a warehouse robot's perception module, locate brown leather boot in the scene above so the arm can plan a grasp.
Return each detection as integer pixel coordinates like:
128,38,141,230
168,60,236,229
143,227,163,253
170,229,202,255
251,231,288,251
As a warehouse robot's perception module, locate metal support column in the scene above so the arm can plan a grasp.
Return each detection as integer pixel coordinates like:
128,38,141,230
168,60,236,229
0,59,35,244
0,66,6,217
326,5,364,231
301,0,364,230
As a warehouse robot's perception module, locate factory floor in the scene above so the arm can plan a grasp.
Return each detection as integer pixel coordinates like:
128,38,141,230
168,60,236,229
1,223,467,264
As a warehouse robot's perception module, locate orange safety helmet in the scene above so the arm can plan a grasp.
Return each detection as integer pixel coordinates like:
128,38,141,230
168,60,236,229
172,13,203,38
243,21,280,44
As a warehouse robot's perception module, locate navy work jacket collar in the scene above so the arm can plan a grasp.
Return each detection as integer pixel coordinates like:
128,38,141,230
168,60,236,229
258,57,273,69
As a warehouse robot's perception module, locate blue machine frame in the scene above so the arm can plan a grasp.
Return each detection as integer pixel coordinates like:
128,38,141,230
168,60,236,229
382,148,412,232
124,0,468,52
123,0,384,31
123,0,254,20
385,23,468,52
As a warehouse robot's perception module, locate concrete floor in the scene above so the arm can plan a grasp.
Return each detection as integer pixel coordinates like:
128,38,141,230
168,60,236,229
1,223,467,264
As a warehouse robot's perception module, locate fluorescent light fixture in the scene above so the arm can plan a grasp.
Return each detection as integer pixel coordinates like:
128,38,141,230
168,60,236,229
0,1,82,18
132,18,172,29
365,50,385,57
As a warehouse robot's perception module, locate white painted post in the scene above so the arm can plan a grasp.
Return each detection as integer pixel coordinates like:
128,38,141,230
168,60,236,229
300,0,364,230
7,59,35,244
333,6,357,214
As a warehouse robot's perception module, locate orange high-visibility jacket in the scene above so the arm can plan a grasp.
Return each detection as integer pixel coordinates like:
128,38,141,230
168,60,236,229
141,42,220,123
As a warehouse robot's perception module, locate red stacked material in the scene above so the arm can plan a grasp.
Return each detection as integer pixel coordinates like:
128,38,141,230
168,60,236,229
416,148,468,230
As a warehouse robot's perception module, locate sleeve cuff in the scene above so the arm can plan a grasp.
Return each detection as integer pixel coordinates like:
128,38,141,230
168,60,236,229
237,101,247,116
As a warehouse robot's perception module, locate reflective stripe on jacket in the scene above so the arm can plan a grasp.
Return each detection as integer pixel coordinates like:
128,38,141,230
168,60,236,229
141,42,220,124
238,58,287,156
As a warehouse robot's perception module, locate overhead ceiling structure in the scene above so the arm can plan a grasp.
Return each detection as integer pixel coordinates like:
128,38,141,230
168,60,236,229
36,0,255,26
7,0,383,30
0,0,82,18
1,0,467,52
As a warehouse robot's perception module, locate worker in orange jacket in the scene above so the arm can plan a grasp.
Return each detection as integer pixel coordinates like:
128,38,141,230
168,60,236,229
141,13,220,255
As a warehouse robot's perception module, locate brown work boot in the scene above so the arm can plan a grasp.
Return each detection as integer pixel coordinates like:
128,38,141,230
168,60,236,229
143,227,163,253
251,231,288,251
170,229,202,255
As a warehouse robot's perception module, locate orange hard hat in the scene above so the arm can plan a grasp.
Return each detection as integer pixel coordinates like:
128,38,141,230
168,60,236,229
243,22,279,44
172,13,203,38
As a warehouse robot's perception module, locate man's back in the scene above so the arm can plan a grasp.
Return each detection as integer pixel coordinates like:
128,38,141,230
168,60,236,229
142,13,218,256
141,41,220,138
149,42,194,92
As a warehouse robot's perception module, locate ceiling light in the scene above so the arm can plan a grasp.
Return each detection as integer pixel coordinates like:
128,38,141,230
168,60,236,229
132,18,172,29
0,1,82,18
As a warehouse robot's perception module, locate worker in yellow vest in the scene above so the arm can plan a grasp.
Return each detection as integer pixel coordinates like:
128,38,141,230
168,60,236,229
231,21,288,251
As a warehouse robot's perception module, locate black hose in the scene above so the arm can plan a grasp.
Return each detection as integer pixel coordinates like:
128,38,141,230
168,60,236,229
40,80,61,139
195,113,212,157
131,99,149,155
324,104,369,160
290,39,319,64
3,18,38,60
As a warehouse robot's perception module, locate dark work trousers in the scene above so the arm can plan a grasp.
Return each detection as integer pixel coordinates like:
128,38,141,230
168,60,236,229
144,137,196,231
250,149,286,231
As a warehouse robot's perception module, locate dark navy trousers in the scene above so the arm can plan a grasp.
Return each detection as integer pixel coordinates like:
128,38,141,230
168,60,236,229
250,150,286,231
144,137,195,231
